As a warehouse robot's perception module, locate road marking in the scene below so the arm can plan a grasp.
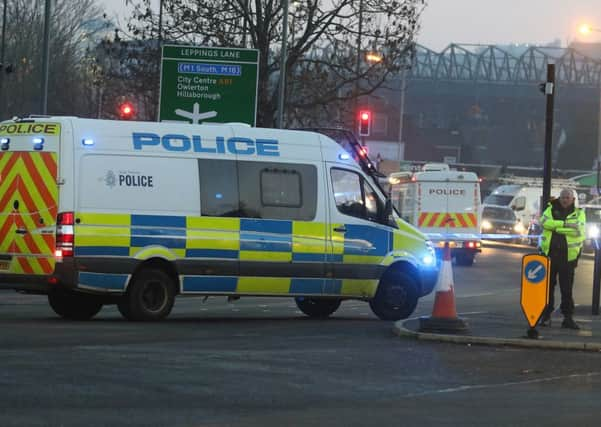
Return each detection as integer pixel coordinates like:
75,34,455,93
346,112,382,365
404,371,601,397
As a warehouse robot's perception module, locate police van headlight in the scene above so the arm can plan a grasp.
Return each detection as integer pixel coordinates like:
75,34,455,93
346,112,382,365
422,254,435,266
481,220,492,231
422,241,436,266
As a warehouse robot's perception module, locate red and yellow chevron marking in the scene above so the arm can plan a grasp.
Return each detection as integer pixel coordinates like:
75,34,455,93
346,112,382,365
418,212,477,228
0,152,58,275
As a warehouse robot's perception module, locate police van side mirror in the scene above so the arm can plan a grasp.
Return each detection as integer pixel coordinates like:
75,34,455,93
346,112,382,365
381,198,395,226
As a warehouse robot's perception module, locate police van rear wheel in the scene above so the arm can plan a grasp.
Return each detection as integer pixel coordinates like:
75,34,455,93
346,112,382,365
369,270,419,321
295,297,341,318
48,289,103,320
126,268,175,321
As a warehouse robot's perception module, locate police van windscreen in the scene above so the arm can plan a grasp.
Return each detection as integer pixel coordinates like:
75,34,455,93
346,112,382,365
484,194,513,206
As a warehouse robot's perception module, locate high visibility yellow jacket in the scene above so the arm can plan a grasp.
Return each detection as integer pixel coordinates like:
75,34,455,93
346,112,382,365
539,201,586,261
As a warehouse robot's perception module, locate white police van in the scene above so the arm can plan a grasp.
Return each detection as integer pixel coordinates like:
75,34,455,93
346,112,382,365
0,116,437,321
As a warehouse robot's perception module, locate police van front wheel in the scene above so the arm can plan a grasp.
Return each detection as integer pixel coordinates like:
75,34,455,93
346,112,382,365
123,268,176,321
48,290,103,320
295,297,341,318
369,271,419,321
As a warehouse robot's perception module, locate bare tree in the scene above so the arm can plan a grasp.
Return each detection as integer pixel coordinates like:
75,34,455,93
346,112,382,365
124,0,424,127
0,0,104,119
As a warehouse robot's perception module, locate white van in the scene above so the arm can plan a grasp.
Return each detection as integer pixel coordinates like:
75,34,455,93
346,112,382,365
0,117,437,321
483,182,571,233
389,164,481,266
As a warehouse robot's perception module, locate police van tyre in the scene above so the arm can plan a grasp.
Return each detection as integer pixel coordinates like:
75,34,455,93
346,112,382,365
48,289,103,320
295,297,341,318
369,270,419,321
124,268,176,321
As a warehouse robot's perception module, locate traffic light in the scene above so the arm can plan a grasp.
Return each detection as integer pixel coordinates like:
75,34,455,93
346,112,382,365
118,102,135,120
358,110,371,136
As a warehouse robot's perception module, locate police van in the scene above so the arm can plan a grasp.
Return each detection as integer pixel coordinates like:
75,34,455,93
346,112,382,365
0,116,437,321
389,163,482,266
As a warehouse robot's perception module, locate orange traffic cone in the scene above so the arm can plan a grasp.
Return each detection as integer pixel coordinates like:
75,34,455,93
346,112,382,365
419,242,469,333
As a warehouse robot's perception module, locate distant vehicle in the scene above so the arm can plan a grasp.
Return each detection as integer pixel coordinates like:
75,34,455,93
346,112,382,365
582,204,601,252
482,179,576,236
481,205,524,242
389,163,481,266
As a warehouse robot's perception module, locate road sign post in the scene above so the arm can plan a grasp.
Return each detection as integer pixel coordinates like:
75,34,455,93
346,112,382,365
159,45,259,125
521,254,550,339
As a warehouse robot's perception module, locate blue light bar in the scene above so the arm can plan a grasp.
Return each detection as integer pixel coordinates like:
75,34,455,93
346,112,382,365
339,153,351,160
82,138,95,146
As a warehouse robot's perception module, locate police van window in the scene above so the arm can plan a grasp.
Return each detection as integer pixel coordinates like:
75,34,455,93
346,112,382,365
331,169,365,219
331,168,385,222
261,168,302,207
198,159,240,217
363,180,384,222
238,161,317,220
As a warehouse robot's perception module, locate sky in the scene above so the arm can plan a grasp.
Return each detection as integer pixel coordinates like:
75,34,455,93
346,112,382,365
100,0,601,51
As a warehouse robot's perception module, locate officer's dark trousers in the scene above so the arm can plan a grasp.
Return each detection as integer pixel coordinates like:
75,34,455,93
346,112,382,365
547,256,576,317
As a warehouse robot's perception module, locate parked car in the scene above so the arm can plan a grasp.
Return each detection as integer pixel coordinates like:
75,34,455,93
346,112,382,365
481,205,525,242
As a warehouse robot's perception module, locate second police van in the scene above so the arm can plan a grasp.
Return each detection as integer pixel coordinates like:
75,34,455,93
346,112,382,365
388,163,482,266
0,117,438,321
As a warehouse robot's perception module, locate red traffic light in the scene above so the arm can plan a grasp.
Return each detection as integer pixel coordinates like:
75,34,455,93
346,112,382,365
118,102,135,120
358,110,371,136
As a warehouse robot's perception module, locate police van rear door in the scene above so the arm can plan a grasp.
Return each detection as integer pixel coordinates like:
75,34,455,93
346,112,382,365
417,172,479,240
0,121,60,277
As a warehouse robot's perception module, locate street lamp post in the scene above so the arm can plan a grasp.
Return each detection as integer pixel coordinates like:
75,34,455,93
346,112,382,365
0,0,7,117
276,0,290,129
40,0,51,115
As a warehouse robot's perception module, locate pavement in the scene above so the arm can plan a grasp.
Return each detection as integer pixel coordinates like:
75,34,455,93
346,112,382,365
394,307,601,352
394,240,601,352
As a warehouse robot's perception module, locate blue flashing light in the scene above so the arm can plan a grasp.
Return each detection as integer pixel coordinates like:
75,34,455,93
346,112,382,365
339,153,351,160
82,138,95,147
32,136,44,151
0,137,9,150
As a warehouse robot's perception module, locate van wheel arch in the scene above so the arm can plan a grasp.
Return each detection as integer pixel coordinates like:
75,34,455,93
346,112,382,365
119,258,179,321
126,258,180,294
369,261,420,321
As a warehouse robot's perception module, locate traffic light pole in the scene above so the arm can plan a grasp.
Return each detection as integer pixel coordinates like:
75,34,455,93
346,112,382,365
541,63,555,210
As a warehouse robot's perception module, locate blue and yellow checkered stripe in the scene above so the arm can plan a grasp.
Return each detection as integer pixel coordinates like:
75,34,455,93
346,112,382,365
73,213,403,296
180,276,377,297
75,214,335,261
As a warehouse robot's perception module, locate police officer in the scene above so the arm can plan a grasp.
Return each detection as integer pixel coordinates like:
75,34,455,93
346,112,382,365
539,189,585,329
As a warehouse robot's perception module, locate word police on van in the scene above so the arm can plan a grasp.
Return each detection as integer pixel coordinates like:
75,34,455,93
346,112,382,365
0,116,437,321
133,132,280,156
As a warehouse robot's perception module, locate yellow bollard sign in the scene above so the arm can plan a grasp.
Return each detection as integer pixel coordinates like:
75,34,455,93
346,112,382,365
520,254,550,328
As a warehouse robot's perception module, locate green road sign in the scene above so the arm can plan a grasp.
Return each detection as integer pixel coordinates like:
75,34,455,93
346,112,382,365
159,45,259,125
